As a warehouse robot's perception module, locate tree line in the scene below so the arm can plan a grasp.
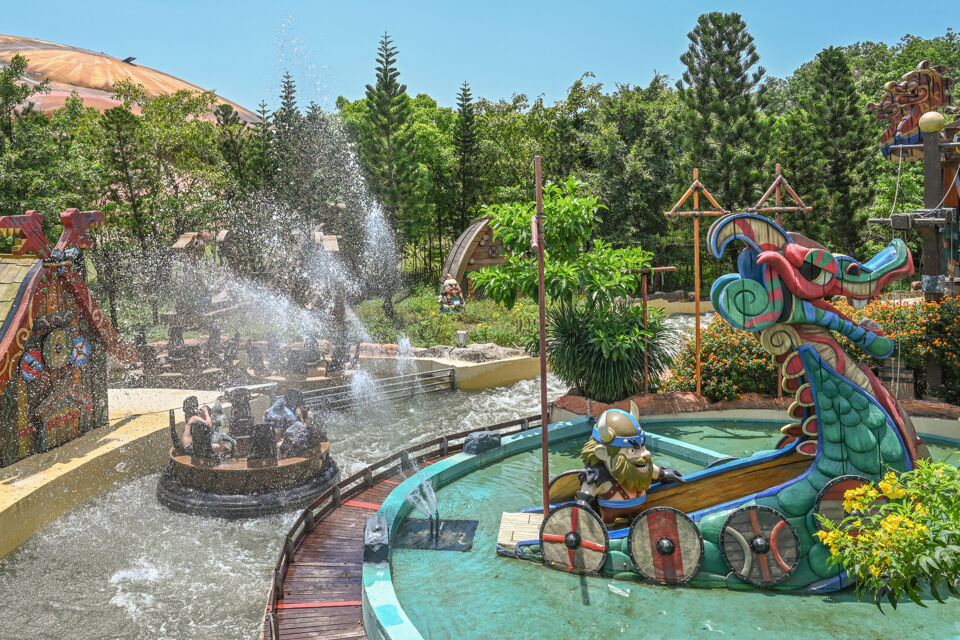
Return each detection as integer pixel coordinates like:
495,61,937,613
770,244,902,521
0,14,957,334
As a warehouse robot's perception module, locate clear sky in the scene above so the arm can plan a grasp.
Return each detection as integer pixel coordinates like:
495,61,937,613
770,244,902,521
4,0,957,111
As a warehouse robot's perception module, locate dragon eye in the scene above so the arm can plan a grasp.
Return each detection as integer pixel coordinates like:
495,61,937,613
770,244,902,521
800,257,834,286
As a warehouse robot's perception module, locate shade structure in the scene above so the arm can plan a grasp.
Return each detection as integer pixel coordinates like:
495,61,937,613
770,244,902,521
0,34,258,122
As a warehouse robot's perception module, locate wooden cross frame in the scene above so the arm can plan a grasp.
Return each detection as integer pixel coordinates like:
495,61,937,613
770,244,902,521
664,169,726,396
747,163,812,227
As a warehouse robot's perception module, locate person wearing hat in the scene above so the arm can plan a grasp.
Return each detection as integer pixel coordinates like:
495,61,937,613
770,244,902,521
577,402,684,522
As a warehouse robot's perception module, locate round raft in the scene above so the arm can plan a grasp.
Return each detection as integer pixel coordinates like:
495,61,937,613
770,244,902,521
157,445,339,519
157,388,340,518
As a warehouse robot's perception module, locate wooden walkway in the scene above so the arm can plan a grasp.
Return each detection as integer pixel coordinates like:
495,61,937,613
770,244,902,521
262,478,404,639
260,415,540,640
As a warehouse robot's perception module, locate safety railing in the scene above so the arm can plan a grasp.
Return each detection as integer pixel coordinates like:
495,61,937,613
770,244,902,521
301,368,455,412
262,412,542,639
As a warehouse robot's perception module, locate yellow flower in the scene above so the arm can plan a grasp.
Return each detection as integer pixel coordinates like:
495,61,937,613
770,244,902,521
869,564,883,578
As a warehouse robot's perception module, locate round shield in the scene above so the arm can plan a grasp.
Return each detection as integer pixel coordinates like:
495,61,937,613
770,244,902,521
720,505,799,586
43,329,69,369
19,349,44,381
539,504,608,574
627,507,703,584
814,475,880,531
71,335,91,367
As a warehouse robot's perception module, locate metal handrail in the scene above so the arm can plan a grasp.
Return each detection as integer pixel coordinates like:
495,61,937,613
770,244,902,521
301,368,454,397
262,413,541,639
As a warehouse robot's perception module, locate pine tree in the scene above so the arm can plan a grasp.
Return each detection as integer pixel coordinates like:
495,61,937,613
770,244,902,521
364,32,411,226
799,47,875,254
274,73,304,202
453,81,478,233
677,12,767,208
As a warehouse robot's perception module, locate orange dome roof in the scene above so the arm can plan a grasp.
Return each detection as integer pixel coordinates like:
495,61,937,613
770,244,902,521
0,34,259,122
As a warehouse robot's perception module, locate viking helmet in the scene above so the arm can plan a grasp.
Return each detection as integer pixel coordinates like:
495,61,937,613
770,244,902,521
592,401,645,448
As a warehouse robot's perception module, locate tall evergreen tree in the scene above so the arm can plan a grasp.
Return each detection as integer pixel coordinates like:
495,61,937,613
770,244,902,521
799,47,876,254
364,32,411,225
453,81,478,233
677,12,767,208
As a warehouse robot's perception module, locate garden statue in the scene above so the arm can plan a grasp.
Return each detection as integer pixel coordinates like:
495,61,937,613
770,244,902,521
575,402,685,524
438,274,464,312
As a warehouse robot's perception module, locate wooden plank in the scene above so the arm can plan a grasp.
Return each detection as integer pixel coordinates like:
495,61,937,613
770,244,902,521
497,512,544,548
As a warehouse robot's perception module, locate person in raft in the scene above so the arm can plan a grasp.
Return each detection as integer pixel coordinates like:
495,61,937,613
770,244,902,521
264,396,297,441
180,396,212,454
209,402,237,458
577,402,684,520
279,406,311,458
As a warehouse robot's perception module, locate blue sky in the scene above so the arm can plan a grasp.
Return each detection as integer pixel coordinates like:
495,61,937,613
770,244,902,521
4,1,957,111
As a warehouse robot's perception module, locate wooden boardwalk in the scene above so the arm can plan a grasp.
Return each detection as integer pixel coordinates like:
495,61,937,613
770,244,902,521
263,479,402,639
260,415,541,640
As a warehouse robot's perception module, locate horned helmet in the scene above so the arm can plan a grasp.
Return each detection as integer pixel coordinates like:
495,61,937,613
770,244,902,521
592,401,645,450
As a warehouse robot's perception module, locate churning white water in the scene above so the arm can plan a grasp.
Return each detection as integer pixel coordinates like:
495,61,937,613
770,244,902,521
0,375,567,640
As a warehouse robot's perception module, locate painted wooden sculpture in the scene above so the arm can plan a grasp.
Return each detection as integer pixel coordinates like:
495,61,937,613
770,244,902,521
867,60,953,161
528,212,926,591
0,210,137,468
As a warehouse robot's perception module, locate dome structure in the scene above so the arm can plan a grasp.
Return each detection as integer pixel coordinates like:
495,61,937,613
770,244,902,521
0,34,258,122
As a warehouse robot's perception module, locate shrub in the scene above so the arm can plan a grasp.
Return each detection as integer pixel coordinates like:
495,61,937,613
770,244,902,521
662,316,777,401
543,302,676,403
816,460,960,609
832,295,960,404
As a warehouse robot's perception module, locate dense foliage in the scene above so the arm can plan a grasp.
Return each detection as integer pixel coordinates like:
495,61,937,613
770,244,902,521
816,461,960,609
1,19,959,338
545,303,674,403
833,296,960,404
471,177,650,309
662,316,778,401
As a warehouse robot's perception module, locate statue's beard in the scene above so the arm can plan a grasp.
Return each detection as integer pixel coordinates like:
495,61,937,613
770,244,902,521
609,454,654,493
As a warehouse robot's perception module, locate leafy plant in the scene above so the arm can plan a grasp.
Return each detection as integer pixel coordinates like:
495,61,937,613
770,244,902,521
470,177,652,310
662,316,777,401
816,460,960,609
541,302,675,403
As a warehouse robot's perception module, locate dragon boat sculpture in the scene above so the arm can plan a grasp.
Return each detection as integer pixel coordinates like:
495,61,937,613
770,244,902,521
519,212,927,591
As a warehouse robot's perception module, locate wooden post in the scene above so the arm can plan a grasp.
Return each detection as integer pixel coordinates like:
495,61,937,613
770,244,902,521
693,176,702,396
665,169,725,398
923,125,944,394
642,272,649,393
532,156,550,517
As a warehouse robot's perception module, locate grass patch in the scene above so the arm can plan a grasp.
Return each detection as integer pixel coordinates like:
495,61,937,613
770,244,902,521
354,285,540,348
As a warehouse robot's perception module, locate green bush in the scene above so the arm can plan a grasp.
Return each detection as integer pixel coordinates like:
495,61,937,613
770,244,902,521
352,285,539,348
543,302,675,403
662,316,777,401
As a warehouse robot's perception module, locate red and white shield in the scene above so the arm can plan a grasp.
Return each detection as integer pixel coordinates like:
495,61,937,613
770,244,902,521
628,507,703,584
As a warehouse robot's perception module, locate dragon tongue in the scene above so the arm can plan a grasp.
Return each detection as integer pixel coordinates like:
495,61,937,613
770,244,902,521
848,297,869,310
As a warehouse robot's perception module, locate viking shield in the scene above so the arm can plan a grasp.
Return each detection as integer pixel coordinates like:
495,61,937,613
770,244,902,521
720,505,799,586
539,504,608,574
628,507,703,584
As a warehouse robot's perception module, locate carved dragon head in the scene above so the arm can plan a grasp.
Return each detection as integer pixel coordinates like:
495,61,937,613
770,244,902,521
709,213,914,359
56,209,104,251
0,210,51,258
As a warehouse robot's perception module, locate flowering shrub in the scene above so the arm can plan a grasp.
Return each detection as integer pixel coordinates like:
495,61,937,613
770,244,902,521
832,295,960,403
661,316,777,401
816,461,960,609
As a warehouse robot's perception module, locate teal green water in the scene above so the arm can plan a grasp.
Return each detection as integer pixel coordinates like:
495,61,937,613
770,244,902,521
390,426,960,640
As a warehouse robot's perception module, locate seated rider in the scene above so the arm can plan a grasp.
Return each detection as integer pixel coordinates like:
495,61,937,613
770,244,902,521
264,396,297,442
209,402,237,457
279,406,311,458
180,396,211,455
577,402,684,524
